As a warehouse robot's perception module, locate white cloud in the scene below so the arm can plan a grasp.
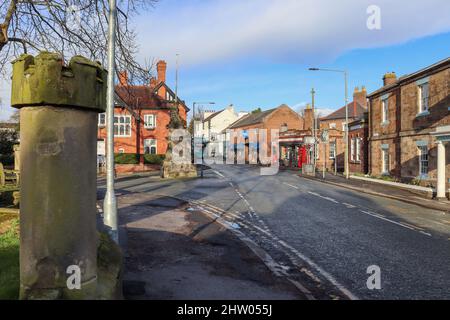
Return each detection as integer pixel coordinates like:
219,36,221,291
135,0,450,66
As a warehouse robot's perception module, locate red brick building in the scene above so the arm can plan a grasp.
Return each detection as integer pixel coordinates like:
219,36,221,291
317,87,368,172
97,60,189,159
348,112,369,174
368,58,450,197
226,104,304,164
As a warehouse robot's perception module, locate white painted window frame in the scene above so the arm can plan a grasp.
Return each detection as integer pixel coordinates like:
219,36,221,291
114,115,132,137
144,114,156,129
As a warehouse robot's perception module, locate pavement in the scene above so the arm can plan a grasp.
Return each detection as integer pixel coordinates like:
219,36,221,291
113,191,305,300
97,165,450,300
299,172,450,213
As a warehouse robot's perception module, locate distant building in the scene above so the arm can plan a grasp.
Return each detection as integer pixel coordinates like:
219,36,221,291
225,104,304,164
97,60,189,160
368,57,450,198
317,87,368,172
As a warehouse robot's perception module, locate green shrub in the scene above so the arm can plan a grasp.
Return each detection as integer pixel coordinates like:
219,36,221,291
114,153,139,165
144,154,165,165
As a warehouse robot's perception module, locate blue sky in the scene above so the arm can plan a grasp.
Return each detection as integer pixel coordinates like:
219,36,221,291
1,0,450,120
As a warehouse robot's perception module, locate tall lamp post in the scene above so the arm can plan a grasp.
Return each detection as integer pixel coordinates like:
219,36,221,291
309,68,349,179
192,102,215,178
103,0,118,243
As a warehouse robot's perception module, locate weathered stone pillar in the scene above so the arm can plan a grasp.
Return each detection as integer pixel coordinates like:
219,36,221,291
11,52,106,299
436,141,446,200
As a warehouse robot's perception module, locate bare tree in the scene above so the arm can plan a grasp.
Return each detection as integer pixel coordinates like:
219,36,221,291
0,0,157,84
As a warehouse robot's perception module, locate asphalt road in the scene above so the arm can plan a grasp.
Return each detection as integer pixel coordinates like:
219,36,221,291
99,165,450,300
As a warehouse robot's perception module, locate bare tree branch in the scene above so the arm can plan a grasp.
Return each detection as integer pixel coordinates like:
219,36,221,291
0,0,158,85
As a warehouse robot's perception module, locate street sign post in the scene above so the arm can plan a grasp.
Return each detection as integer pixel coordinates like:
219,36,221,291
321,129,329,179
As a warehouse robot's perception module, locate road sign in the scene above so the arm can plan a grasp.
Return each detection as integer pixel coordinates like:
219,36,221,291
321,129,329,143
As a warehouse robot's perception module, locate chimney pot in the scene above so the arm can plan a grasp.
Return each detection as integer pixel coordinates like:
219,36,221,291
353,84,368,108
157,60,167,83
118,71,128,86
383,72,397,86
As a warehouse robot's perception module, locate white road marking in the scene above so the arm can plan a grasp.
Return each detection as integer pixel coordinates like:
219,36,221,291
307,191,339,203
342,203,357,209
359,210,426,234
191,199,358,300
283,182,299,190
213,170,225,178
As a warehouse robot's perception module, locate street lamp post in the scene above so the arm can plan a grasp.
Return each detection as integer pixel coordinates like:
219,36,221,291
309,68,349,179
192,102,215,178
103,0,118,243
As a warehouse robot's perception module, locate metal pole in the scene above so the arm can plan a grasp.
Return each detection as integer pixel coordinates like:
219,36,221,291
323,141,326,179
344,71,349,179
334,138,337,175
103,0,118,244
311,88,316,176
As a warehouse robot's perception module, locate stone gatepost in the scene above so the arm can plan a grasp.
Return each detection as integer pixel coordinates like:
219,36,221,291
11,52,107,299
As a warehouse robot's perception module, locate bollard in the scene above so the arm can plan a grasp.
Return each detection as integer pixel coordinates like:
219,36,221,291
11,52,106,299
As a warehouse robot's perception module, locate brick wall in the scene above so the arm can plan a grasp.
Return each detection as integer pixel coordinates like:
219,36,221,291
97,107,173,155
369,62,450,188
349,123,368,174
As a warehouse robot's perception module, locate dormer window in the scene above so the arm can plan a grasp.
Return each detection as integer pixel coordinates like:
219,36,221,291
165,91,174,101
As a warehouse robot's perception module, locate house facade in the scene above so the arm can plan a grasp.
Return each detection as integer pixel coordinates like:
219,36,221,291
225,104,304,164
196,105,248,159
317,87,368,172
97,60,189,159
348,112,369,174
368,58,450,197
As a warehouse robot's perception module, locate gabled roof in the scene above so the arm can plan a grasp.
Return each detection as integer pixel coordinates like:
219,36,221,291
203,109,225,122
321,102,367,121
115,85,166,109
152,81,190,111
228,107,278,129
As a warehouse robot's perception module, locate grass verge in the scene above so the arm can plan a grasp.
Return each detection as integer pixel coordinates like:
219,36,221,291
0,217,20,300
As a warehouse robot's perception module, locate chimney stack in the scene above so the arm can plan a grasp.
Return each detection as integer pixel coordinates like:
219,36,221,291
118,71,128,86
353,86,367,108
383,72,397,86
157,60,167,83
303,104,314,132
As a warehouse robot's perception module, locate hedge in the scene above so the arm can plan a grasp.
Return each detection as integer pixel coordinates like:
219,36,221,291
114,153,139,164
144,154,165,165
113,153,165,165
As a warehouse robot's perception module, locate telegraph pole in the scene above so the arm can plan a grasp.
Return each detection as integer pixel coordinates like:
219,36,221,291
311,88,316,175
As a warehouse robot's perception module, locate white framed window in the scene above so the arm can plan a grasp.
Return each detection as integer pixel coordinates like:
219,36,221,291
144,139,157,155
418,145,429,177
382,149,390,174
350,138,355,161
118,148,125,154
329,123,336,129
418,82,429,114
356,138,361,162
114,115,131,137
165,91,174,101
98,113,106,127
144,114,156,129
381,98,388,123
329,142,336,159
